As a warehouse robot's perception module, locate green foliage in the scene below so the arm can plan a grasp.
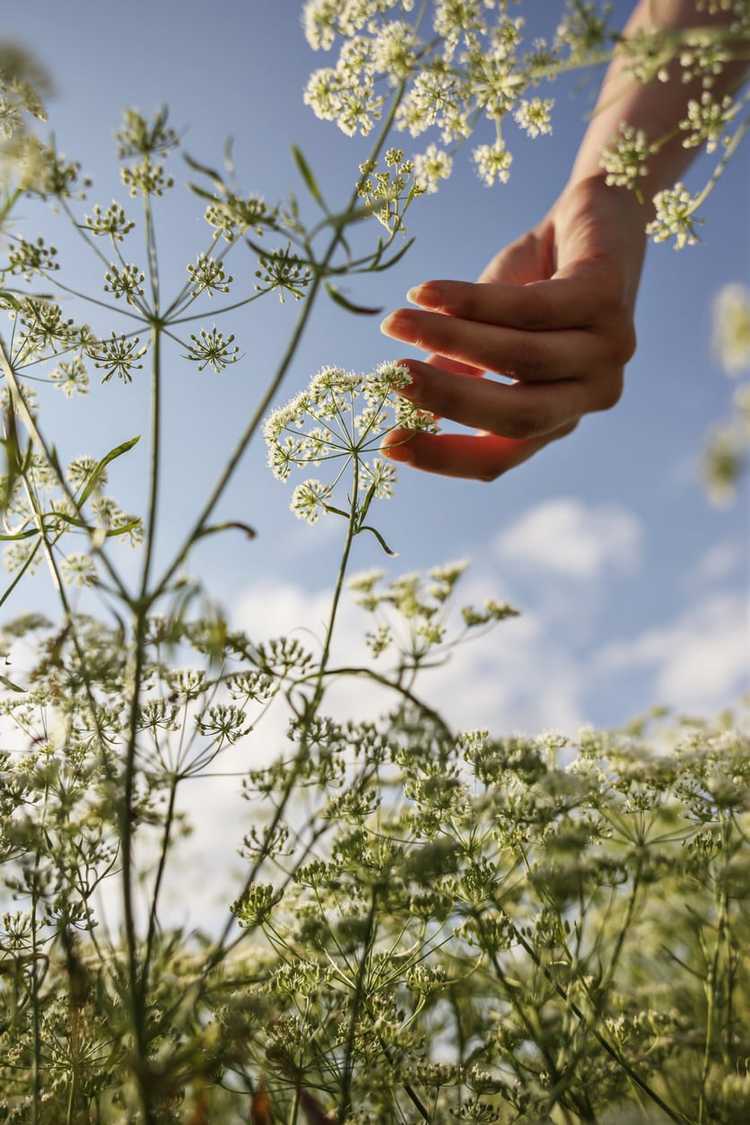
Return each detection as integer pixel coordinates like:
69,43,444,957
0,7,747,1123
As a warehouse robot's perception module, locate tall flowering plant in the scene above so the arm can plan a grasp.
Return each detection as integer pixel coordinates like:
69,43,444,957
0,5,747,1122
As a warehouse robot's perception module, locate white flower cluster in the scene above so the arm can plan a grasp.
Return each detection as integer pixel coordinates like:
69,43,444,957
358,147,421,232
263,361,436,524
472,140,513,186
601,124,650,191
413,142,452,194
646,183,702,250
514,96,554,138
302,0,563,188
713,283,750,376
679,91,739,154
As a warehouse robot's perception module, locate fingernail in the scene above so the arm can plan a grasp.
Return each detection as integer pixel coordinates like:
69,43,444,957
407,282,441,308
383,443,413,464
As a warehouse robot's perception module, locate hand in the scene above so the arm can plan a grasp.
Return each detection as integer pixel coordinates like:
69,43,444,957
380,174,647,481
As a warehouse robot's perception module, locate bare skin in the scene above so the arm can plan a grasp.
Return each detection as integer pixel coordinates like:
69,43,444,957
380,1,748,481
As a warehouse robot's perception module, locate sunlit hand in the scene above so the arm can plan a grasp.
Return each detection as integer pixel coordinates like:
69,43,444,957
380,175,646,481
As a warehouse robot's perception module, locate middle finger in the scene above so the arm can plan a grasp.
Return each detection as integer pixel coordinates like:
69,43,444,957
381,307,601,382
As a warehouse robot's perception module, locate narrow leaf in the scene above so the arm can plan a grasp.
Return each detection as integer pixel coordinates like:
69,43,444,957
0,673,24,693
79,436,140,506
359,524,398,556
183,151,227,193
197,520,257,541
370,236,416,272
187,182,221,204
325,283,383,317
322,503,351,520
291,145,327,212
0,527,38,542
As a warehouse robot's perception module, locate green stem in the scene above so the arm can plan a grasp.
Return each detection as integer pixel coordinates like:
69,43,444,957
141,774,179,1001
338,888,378,1122
120,323,163,1125
506,915,690,1125
151,80,407,605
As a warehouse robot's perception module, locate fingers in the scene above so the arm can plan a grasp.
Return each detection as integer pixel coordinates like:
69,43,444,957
405,275,602,331
382,424,577,482
396,358,592,439
382,309,606,383
424,352,484,378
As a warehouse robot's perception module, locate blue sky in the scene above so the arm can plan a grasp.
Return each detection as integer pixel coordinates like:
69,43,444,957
2,0,748,736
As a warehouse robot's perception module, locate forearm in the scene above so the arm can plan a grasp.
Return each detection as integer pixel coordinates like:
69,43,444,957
568,0,750,205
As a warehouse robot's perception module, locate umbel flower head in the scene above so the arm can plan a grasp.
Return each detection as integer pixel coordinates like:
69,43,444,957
264,361,436,524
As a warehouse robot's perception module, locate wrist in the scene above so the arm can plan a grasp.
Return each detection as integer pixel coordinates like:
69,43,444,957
549,174,649,309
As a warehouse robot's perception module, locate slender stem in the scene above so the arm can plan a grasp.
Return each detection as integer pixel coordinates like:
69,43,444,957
120,323,163,1125
39,270,148,322
144,198,160,313
338,888,377,1121
166,288,267,325
141,326,162,593
0,334,131,602
505,914,690,1125
152,80,407,604
142,774,178,992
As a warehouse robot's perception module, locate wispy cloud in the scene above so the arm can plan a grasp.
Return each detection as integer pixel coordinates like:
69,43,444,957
597,591,749,711
493,497,643,580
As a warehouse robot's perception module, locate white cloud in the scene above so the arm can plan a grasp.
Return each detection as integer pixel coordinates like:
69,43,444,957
232,573,588,734
493,497,643,579
688,540,744,587
157,570,590,925
597,592,749,711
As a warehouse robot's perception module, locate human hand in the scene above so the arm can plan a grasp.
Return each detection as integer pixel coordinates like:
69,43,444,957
380,174,647,481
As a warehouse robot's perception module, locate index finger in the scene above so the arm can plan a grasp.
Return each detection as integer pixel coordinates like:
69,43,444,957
381,427,573,481
407,276,601,331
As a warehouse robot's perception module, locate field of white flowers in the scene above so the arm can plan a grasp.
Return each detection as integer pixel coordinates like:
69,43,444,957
0,4,748,1122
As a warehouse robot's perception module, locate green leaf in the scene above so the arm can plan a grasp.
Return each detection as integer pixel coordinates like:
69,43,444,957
359,524,398,556
183,151,227,193
325,283,383,317
79,435,140,506
291,145,327,212
0,289,21,311
197,520,257,542
0,673,24,693
105,518,142,539
187,182,221,205
369,236,415,273
0,527,38,542
322,503,351,520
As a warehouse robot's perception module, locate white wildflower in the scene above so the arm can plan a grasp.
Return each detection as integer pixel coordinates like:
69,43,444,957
472,140,513,186
646,183,701,249
290,478,332,524
601,124,650,190
514,96,554,138
413,143,453,193
713,284,750,375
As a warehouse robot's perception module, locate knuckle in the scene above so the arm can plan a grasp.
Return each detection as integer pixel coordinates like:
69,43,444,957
501,405,539,439
594,371,624,412
430,377,459,417
512,338,544,379
614,321,637,364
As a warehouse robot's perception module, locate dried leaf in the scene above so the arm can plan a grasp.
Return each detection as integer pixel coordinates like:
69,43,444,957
251,1081,273,1125
300,1088,338,1123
